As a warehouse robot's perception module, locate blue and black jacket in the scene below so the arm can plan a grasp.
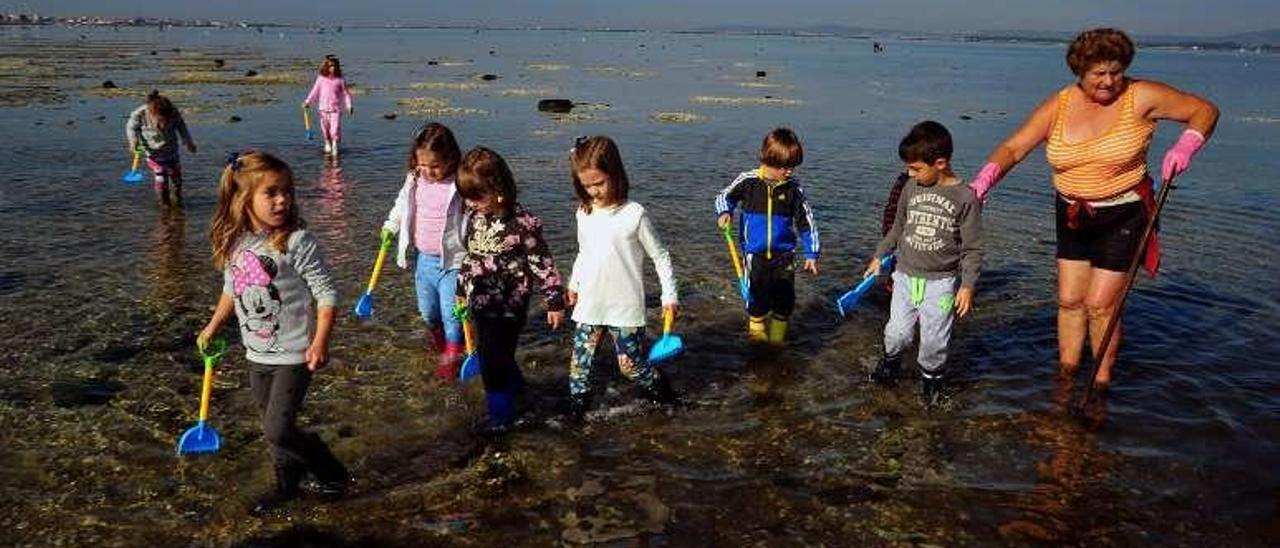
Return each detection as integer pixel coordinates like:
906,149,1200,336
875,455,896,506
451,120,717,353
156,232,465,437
715,168,820,260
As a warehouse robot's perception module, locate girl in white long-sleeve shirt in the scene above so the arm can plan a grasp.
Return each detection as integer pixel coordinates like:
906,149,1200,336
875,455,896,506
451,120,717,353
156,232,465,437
380,123,467,380
565,136,679,420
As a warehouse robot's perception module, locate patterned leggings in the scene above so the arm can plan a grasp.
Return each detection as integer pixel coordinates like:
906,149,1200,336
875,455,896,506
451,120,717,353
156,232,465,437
146,157,182,196
569,323,656,397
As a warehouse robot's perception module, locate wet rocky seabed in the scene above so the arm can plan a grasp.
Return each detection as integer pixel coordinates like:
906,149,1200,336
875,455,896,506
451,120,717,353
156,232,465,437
1,27,1277,547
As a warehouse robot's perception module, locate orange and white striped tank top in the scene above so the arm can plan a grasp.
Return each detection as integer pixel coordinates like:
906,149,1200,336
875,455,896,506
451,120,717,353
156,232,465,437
1045,82,1155,201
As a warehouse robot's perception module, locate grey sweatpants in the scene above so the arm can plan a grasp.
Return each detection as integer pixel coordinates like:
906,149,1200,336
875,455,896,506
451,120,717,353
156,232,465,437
883,271,957,375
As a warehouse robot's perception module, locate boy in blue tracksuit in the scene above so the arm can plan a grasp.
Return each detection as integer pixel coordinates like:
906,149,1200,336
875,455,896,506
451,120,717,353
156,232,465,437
715,128,820,344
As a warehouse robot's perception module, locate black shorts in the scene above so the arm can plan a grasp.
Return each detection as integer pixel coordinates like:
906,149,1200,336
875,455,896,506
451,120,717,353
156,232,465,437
1055,195,1146,272
746,251,796,318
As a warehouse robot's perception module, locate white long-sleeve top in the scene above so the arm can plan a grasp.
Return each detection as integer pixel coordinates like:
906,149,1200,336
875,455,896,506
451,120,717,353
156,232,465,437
569,201,678,327
381,173,466,270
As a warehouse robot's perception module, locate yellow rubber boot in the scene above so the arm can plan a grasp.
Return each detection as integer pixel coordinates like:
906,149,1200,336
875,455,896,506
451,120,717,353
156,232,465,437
767,314,789,345
748,315,768,343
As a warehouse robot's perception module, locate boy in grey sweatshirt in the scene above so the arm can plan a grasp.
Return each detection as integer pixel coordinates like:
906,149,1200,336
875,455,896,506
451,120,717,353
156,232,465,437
864,121,982,407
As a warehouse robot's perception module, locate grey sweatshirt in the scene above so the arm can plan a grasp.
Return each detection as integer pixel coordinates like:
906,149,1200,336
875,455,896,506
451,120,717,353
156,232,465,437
874,180,982,288
126,105,191,163
222,230,338,365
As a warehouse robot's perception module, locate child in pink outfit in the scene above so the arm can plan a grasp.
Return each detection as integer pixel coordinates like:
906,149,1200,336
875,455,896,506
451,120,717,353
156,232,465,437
302,54,353,157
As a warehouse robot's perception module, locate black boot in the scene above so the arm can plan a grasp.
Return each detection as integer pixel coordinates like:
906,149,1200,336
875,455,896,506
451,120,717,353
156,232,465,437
869,352,902,386
643,373,679,405
250,461,304,517
303,433,349,501
919,369,944,409
564,393,590,423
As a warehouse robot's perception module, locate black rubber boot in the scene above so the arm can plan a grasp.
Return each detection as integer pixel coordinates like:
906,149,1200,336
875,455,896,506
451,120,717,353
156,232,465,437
642,373,682,408
250,461,303,517
869,352,902,386
304,434,349,501
564,393,590,424
919,369,945,409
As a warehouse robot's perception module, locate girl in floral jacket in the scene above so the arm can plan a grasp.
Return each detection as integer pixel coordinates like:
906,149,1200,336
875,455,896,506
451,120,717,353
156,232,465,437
455,146,565,432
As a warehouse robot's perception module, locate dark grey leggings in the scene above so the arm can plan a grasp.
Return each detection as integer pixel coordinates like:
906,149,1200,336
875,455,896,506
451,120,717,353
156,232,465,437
249,362,343,479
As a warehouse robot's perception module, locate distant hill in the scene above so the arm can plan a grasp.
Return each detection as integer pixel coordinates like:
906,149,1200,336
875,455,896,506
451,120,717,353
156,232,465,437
695,24,1280,51
969,28,1280,50
1220,28,1280,46
690,24,894,38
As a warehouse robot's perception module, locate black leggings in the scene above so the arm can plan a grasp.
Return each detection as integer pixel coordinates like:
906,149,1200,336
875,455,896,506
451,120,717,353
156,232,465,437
249,362,344,480
474,312,528,394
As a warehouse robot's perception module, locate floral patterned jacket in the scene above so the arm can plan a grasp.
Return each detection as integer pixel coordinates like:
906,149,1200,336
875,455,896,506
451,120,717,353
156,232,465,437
457,203,565,317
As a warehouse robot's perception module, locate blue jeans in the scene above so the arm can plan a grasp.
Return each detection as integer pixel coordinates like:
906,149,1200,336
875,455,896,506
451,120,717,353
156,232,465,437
415,254,462,344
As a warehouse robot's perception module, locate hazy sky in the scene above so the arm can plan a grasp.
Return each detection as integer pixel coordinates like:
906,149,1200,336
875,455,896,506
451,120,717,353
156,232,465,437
13,0,1280,36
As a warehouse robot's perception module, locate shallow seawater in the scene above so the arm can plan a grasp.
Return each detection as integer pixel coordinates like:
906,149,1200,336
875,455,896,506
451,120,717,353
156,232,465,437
0,25,1277,547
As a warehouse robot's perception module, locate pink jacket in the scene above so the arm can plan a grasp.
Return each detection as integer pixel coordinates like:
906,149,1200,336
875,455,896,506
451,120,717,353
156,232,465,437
304,75,352,112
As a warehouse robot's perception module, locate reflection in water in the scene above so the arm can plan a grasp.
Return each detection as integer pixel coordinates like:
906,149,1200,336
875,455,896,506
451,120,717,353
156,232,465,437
999,376,1110,543
310,163,354,264
143,208,187,316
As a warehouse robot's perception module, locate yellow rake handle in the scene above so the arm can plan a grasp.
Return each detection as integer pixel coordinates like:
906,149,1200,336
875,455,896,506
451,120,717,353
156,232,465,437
456,297,476,355
302,105,312,131
198,356,214,421
462,317,476,355
721,224,745,280
364,233,392,293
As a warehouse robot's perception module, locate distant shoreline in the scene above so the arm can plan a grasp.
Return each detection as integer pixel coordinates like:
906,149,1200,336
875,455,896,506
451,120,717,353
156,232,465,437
2,16,1274,53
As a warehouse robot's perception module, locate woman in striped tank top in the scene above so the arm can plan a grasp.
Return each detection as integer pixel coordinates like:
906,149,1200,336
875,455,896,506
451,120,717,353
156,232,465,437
969,28,1218,392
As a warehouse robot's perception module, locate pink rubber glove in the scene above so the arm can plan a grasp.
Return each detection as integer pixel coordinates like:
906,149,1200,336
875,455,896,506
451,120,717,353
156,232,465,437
968,162,1002,203
1160,129,1205,182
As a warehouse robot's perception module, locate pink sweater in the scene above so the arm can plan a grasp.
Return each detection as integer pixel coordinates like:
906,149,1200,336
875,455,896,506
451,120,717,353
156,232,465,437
413,178,455,256
304,75,352,112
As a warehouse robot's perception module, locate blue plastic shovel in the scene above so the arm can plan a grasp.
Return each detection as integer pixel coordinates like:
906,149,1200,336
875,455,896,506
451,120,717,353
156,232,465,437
353,230,394,319
177,337,226,456
836,254,895,318
454,300,482,382
122,147,145,184
647,308,685,365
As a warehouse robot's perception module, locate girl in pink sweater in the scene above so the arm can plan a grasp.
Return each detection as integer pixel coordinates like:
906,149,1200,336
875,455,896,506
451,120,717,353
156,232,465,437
302,55,354,158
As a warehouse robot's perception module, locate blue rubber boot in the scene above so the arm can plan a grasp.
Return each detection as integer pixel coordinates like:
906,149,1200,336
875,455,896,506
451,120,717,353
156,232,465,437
484,390,515,436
